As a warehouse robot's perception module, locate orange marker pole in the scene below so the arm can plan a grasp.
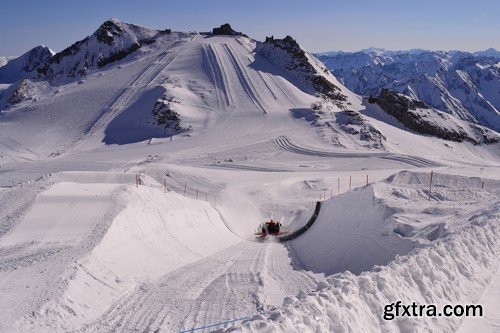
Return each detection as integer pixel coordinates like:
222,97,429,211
349,176,352,190
337,178,340,195
183,182,187,197
366,175,368,186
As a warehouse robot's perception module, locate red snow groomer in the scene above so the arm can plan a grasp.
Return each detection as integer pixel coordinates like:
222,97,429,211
254,219,287,241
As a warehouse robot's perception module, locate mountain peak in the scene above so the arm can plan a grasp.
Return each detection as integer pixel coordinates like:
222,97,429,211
95,19,128,45
0,45,54,83
211,23,247,37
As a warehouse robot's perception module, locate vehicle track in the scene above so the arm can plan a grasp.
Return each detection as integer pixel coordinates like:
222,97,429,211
84,241,315,332
220,43,267,114
208,45,235,107
203,45,230,108
86,50,178,134
274,136,440,168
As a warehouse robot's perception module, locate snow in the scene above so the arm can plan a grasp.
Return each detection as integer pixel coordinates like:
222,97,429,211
0,20,499,332
232,196,500,333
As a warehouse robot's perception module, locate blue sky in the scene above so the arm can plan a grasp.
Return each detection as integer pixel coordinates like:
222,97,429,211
1,0,498,56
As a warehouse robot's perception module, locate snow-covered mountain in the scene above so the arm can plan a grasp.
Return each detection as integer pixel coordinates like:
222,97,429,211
368,89,498,144
316,49,500,131
0,19,499,333
36,18,172,80
0,46,54,83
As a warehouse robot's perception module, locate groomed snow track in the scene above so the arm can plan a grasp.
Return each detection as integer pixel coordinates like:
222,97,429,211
274,136,439,168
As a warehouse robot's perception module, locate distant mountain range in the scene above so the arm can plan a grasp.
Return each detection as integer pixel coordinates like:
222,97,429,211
0,21,498,155
316,48,500,131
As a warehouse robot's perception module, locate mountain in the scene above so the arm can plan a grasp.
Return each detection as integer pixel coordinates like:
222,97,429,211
0,21,362,155
35,18,172,80
368,89,498,144
0,46,54,83
316,49,500,131
0,19,499,333
0,20,497,160
0,56,14,68
473,48,500,58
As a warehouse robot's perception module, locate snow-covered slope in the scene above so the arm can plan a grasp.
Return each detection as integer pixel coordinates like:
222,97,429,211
0,46,54,84
0,19,499,333
317,49,500,131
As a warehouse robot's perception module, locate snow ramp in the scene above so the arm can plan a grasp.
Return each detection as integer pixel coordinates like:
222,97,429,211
287,184,418,276
1,172,241,332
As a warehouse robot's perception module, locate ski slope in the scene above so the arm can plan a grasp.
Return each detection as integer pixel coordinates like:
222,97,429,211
0,22,499,332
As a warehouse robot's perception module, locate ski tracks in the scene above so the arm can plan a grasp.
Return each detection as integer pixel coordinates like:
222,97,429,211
203,45,232,108
275,136,440,168
87,50,178,135
85,241,314,332
220,43,267,114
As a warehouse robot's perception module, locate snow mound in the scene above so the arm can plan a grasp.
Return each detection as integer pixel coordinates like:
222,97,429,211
231,200,500,332
233,203,500,332
288,171,497,277
13,173,240,331
288,183,417,276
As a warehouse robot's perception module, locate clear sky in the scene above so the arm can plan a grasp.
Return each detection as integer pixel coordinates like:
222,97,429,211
0,0,498,56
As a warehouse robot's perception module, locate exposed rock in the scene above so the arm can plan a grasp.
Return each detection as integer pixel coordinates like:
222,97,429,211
211,24,247,37
5,79,47,105
257,36,347,102
335,110,386,148
369,89,499,144
0,46,54,84
95,20,126,45
317,49,500,131
152,96,188,134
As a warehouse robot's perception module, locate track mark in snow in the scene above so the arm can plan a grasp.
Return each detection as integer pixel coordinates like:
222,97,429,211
220,43,267,114
203,45,230,108
86,241,314,332
86,48,179,135
275,136,440,168
208,44,235,107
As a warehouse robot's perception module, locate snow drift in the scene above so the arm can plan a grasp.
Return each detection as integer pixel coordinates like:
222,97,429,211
231,173,500,333
2,172,240,331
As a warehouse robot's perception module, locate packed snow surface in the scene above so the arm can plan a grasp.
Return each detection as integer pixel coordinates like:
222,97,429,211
0,20,499,332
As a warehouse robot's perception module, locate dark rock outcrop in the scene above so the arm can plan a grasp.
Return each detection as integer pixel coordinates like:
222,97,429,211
369,89,499,144
0,46,54,83
258,36,347,102
152,96,188,134
37,19,171,79
211,24,247,37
